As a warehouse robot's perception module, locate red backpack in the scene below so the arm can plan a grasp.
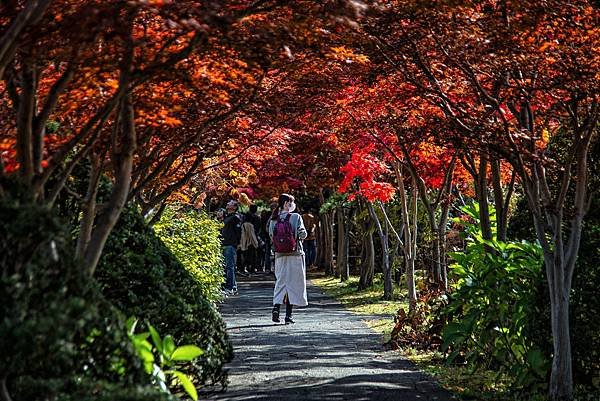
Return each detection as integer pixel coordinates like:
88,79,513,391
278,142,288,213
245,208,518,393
272,213,297,253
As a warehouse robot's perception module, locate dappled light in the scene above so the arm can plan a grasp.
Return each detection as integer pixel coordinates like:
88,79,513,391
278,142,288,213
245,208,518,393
1,1,598,401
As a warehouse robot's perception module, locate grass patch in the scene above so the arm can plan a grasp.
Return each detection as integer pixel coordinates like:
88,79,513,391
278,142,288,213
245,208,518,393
310,273,587,401
310,273,408,342
401,348,515,399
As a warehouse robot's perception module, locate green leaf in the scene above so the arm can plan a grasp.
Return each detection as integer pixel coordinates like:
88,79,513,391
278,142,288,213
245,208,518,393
134,332,150,343
148,323,163,354
126,316,138,336
527,348,548,377
139,348,155,364
163,335,175,359
171,345,204,361
143,361,154,375
167,370,198,401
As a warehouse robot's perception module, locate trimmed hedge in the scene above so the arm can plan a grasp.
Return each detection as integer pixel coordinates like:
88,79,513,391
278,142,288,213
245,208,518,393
0,201,167,401
154,205,224,304
95,205,233,388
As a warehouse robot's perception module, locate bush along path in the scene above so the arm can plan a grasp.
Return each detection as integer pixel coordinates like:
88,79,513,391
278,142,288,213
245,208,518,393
203,274,457,401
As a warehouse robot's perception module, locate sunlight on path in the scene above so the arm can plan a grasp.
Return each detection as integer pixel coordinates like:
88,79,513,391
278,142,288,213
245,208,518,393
203,276,456,401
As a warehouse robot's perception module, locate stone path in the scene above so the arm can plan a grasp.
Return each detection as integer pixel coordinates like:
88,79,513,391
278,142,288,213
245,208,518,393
203,274,456,401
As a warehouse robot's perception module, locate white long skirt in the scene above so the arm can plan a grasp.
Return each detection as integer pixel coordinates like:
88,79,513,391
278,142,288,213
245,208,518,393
273,254,308,307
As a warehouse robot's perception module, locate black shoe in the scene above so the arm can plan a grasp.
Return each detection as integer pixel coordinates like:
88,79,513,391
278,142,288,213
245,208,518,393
272,307,280,323
284,316,295,325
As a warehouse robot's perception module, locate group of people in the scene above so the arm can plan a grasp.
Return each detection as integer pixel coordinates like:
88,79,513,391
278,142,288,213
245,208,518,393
218,194,317,325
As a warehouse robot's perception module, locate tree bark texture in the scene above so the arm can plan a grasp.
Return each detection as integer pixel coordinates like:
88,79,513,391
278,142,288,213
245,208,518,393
395,164,417,310
367,201,393,300
75,154,103,259
84,93,137,276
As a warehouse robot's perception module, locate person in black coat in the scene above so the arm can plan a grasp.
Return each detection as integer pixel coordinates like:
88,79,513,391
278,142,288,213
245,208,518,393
221,200,241,293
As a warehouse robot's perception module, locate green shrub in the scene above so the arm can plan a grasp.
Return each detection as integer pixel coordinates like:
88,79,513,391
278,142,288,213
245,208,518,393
443,204,549,390
95,205,233,388
13,377,173,401
0,201,165,401
154,206,224,304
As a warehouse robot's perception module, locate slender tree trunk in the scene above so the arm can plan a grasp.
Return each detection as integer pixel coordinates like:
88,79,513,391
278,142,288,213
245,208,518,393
409,177,418,292
0,0,52,79
84,93,136,276
323,209,335,276
437,193,451,290
15,60,36,189
342,207,351,280
336,205,344,279
147,201,167,226
315,215,324,267
378,201,402,283
477,151,494,242
367,201,393,300
402,147,455,288
358,221,375,290
521,113,595,400
530,209,574,401
75,154,103,259
396,164,417,310
490,157,516,242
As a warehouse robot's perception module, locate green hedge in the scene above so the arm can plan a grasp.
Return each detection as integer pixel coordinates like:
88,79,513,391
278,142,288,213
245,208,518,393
95,205,233,388
154,206,224,304
0,201,166,401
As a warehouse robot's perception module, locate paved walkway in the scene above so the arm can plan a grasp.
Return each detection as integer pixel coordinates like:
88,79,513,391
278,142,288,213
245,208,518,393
204,274,456,401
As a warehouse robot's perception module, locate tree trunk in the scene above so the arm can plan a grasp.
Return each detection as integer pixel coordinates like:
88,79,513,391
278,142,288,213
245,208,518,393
530,209,574,401
0,0,52,79
15,60,36,189
437,193,451,289
75,154,103,259
323,209,335,276
367,201,393,300
358,221,375,290
517,100,597,400
396,164,417,310
490,157,516,242
343,206,353,280
336,205,345,279
84,93,136,276
549,285,572,401
477,151,494,242
315,214,324,267
402,147,455,288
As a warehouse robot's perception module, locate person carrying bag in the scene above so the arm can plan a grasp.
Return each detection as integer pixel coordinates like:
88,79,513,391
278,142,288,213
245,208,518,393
268,193,308,324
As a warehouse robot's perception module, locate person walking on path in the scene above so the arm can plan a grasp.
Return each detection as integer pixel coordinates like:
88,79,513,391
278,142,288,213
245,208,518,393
268,193,307,324
240,207,260,275
222,200,242,295
259,209,272,272
302,209,317,268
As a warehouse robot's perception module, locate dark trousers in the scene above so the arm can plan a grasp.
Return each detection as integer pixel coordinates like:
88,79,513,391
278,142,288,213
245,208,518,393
304,239,316,267
242,246,259,273
263,241,272,272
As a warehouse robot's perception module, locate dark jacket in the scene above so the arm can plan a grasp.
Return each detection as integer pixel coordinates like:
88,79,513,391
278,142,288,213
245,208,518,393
221,212,242,247
244,212,261,236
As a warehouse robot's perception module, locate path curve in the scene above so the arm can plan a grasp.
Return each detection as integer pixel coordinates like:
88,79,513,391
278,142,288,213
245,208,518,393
204,275,456,401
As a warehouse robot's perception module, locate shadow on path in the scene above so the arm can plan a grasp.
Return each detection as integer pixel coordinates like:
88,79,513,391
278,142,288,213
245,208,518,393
203,274,456,401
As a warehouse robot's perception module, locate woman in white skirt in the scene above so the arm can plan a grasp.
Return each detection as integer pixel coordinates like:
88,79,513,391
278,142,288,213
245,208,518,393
269,193,307,324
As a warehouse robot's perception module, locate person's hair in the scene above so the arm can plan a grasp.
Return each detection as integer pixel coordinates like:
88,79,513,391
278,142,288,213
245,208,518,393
271,193,294,220
249,204,258,214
